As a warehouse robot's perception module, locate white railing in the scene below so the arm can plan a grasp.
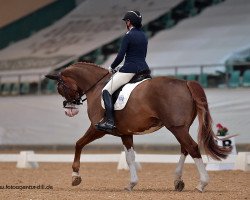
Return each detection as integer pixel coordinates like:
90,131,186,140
0,151,249,171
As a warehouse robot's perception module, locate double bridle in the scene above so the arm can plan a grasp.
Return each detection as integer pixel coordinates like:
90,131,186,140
58,72,109,108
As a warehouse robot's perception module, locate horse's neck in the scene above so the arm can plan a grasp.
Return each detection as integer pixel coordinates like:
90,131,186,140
66,63,108,91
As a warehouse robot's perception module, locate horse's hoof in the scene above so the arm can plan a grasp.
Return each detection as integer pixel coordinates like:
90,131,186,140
124,182,137,191
195,181,208,193
174,180,185,192
195,186,204,193
72,176,82,186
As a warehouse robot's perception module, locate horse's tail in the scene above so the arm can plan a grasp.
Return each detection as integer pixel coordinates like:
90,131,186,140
187,81,232,160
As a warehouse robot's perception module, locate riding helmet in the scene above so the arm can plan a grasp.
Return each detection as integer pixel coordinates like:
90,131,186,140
122,10,142,28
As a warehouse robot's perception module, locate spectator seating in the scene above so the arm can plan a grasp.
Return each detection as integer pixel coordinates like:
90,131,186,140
242,69,250,87
198,73,208,88
146,0,250,74
229,71,240,88
0,0,182,72
186,74,197,81
1,83,12,96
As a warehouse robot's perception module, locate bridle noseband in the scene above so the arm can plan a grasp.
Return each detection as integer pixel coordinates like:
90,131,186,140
58,72,109,108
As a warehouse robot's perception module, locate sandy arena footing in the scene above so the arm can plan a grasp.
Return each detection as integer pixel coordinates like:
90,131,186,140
0,162,249,200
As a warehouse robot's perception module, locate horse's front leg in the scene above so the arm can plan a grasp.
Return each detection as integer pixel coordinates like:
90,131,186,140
121,135,138,191
72,126,105,186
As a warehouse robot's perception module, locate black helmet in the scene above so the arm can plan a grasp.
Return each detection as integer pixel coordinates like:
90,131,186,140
122,10,142,28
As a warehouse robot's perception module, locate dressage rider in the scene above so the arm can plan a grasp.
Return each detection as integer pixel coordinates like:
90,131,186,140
96,10,150,132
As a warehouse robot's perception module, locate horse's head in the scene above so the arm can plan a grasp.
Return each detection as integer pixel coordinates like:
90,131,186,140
45,73,83,117
46,62,110,117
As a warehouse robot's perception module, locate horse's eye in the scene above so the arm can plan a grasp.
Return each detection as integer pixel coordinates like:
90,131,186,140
63,100,67,108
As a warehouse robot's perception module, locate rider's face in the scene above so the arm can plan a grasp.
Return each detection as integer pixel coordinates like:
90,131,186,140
125,20,131,30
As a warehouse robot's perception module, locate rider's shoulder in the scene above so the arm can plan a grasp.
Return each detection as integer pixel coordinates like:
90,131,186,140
125,29,137,38
124,30,132,40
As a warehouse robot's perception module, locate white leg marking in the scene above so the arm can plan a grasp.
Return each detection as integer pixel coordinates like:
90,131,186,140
174,154,186,191
175,154,186,181
124,146,138,191
72,171,80,177
194,158,209,192
71,171,82,186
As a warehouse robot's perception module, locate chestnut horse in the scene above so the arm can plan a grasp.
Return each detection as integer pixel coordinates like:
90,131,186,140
46,62,231,192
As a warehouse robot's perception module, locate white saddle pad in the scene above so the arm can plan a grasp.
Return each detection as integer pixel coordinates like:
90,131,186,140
101,79,149,110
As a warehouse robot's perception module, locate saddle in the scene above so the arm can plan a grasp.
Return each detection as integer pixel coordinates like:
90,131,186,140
112,69,151,103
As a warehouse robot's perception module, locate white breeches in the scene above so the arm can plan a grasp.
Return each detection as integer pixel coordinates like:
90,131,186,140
102,72,135,94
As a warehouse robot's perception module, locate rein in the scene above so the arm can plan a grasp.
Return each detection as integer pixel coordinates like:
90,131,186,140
59,71,109,108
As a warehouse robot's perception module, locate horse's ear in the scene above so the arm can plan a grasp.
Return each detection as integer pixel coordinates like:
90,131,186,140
45,73,59,81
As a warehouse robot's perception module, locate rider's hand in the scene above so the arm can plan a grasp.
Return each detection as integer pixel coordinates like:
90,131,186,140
108,67,116,74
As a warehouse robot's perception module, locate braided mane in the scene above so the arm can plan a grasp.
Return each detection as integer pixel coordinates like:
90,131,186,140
63,62,108,80
69,62,107,70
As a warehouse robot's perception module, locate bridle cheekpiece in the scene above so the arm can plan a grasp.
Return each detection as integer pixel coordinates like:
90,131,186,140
58,72,109,108
58,73,85,108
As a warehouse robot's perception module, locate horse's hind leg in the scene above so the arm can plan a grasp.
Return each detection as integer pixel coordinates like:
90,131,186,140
121,135,138,191
169,126,209,192
174,146,188,191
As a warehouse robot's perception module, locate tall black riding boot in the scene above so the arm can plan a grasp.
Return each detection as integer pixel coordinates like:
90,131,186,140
95,90,116,132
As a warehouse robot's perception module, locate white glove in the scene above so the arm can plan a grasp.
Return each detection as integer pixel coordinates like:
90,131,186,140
108,67,116,73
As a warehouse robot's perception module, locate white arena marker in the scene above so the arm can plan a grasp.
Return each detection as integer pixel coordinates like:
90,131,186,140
206,136,237,171
234,152,250,171
16,151,39,169
0,150,248,171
